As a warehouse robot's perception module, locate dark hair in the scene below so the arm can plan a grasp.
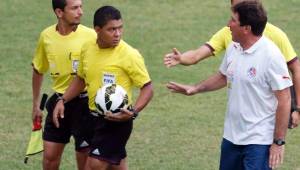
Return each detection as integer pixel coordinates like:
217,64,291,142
232,1,267,36
52,0,67,11
93,6,122,28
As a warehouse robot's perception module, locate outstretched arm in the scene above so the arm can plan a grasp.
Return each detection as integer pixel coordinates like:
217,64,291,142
166,72,227,95
164,45,213,67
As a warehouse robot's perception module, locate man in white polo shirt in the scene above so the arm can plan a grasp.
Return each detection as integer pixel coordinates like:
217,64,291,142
166,1,292,169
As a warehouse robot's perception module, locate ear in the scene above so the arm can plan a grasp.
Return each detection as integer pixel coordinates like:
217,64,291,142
244,25,252,34
54,8,64,18
94,26,102,34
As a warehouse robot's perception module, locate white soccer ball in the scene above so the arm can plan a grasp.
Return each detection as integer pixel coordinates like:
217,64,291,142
95,84,129,114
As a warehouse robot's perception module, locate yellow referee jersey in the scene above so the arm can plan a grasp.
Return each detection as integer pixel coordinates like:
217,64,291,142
32,24,96,93
207,22,297,62
77,40,151,111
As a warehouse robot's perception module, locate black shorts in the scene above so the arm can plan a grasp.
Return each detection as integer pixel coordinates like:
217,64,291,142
43,92,95,151
89,115,133,165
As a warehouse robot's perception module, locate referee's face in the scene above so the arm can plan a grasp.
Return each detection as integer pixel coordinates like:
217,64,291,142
62,0,83,26
95,19,123,48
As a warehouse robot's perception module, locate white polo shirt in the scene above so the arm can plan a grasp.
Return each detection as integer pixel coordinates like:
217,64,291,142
219,36,292,145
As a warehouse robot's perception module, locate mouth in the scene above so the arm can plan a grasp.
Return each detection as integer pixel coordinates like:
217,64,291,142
113,40,120,44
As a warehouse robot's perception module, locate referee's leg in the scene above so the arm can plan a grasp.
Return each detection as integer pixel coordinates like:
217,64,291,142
43,141,65,170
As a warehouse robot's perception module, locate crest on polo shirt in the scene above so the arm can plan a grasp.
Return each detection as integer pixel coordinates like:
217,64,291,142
247,67,256,78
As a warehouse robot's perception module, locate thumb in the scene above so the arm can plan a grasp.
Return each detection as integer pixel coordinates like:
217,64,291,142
172,48,181,55
121,108,133,116
53,116,60,128
60,111,64,118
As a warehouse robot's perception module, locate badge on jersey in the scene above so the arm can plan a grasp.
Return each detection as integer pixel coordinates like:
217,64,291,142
103,73,116,85
70,52,80,74
247,67,257,78
72,60,79,73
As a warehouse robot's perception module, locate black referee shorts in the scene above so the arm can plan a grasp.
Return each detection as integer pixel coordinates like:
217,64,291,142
89,115,133,165
43,92,95,151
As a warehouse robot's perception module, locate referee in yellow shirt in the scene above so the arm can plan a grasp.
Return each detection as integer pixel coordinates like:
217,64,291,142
164,0,300,128
53,6,153,170
31,0,96,169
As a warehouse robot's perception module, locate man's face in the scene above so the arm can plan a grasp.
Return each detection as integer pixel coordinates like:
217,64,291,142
228,12,244,42
61,0,83,26
96,19,123,48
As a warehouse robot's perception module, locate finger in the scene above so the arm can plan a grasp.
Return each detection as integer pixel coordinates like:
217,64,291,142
269,153,274,168
166,85,181,92
166,83,176,90
105,114,123,121
172,48,180,55
53,113,60,128
167,82,187,92
164,53,173,58
271,155,279,169
186,89,194,95
59,109,64,118
167,81,182,88
120,108,133,116
274,155,279,169
280,146,285,164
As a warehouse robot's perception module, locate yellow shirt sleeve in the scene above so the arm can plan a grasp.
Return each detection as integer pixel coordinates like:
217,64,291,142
263,23,297,63
77,43,87,80
207,26,232,56
126,50,151,88
32,33,49,74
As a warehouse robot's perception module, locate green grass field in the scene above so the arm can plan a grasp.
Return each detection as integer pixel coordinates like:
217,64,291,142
1,0,300,169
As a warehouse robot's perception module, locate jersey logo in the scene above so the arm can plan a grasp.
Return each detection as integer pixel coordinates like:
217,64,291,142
80,141,89,147
92,149,100,155
103,73,116,85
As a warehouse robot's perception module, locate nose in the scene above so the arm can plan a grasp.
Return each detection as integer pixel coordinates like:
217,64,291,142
227,20,231,27
114,29,121,37
78,7,83,16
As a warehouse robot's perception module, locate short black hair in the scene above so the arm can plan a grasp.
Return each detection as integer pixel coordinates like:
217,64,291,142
232,1,267,36
52,0,67,11
93,6,122,28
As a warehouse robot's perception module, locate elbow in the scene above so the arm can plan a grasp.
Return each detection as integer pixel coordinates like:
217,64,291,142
142,81,154,100
278,88,292,110
147,83,154,100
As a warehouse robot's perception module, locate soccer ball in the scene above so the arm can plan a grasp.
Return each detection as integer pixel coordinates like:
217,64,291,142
95,84,129,114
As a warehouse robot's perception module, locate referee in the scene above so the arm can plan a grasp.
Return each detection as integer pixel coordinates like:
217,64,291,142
53,6,153,170
31,0,96,169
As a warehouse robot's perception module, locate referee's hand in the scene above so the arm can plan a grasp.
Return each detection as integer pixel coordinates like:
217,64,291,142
104,109,133,122
53,100,65,128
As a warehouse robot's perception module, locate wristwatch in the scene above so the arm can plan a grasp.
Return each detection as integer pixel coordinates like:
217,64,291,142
131,108,139,120
56,96,66,103
295,106,300,112
273,139,285,146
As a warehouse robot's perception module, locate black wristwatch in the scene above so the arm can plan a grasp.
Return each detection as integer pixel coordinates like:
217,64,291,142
131,109,139,120
273,139,285,146
56,96,66,103
295,106,300,112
